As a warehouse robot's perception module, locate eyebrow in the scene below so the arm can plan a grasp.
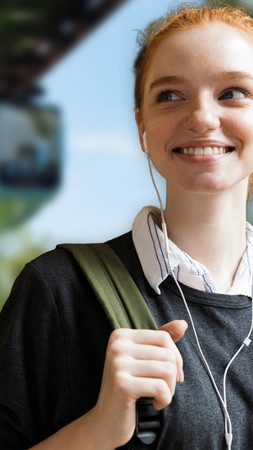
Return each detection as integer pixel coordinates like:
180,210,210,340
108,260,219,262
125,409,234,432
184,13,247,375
149,76,184,91
218,70,253,81
149,71,253,92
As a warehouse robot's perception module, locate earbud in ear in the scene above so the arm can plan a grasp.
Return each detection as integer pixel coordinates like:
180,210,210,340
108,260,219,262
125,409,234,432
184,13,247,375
143,131,149,155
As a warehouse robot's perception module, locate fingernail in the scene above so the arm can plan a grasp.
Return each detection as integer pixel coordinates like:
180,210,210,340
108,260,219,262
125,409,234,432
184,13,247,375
179,369,184,383
180,320,188,329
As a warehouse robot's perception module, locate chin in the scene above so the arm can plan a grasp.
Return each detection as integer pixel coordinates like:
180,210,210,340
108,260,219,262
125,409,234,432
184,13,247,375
178,180,230,195
177,172,234,193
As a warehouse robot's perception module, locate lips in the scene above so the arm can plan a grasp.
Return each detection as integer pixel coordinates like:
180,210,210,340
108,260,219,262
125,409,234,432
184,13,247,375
173,146,235,156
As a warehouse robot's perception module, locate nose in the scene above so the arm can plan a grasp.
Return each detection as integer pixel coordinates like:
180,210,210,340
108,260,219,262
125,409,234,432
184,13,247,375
184,96,220,134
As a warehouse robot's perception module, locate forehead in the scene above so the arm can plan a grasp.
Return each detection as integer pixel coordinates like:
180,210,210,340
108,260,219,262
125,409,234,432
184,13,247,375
144,22,253,87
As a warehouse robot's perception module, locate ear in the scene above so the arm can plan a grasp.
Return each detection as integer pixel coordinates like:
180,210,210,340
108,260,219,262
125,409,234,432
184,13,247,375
135,108,145,153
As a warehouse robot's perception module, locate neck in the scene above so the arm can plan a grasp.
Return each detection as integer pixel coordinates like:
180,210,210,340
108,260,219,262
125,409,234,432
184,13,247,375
164,184,248,293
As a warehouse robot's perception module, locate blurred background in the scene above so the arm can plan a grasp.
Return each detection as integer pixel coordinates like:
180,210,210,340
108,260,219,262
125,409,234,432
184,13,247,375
1,0,253,309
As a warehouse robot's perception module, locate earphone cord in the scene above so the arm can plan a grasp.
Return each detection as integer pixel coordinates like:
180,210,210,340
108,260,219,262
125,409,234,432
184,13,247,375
147,156,166,224
223,288,253,443
162,226,233,448
146,152,253,450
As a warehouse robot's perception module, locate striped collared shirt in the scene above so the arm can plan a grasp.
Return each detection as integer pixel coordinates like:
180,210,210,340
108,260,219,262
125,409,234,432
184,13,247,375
132,206,253,296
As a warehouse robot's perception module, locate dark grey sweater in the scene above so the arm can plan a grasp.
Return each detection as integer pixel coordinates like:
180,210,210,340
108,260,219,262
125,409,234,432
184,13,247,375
0,231,252,449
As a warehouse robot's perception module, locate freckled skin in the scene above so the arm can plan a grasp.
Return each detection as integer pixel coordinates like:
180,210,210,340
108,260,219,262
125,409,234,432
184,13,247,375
136,23,253,196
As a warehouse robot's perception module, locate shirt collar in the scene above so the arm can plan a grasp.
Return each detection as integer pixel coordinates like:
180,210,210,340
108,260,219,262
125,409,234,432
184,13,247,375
132,206,253,296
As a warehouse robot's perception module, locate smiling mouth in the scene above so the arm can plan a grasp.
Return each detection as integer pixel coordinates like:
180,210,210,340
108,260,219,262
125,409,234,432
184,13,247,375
173,146,235,155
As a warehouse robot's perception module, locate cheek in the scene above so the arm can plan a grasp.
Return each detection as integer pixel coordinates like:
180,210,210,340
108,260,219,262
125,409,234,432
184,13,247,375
229,112,253,145
145,115,179,149
143,116,182,175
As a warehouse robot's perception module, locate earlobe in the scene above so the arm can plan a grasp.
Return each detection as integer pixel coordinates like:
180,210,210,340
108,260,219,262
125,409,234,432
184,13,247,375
135,108,145,153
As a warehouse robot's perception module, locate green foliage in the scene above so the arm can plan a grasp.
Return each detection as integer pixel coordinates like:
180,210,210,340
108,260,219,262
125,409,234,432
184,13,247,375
0,227,48,310
0,195,53,233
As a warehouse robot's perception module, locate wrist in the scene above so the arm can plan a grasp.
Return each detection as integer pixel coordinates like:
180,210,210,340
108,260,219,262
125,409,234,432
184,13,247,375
81,407,116,450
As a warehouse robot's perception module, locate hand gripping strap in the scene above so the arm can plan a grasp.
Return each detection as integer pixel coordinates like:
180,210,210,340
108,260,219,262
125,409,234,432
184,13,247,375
59,243,160,448
59,243,157,330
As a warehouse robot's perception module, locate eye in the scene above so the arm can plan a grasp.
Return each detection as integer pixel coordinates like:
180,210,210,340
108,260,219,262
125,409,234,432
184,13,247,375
218,87,249,100
156,89,182,102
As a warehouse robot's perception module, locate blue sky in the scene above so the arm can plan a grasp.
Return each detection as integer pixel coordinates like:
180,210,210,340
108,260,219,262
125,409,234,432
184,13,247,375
26,0,188,247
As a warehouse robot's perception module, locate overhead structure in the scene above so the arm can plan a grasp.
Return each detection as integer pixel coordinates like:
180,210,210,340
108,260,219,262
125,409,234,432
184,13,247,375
220,0,253,10
0,0,129,233
0,0,128,101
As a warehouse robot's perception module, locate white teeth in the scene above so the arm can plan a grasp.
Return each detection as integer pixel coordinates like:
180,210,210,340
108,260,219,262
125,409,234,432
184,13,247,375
182,146,228,155
203,147,213,156
195,147,203,155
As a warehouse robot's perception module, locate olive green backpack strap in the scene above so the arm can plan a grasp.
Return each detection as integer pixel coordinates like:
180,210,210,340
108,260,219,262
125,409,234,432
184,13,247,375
58,242,161,448
58,242,157,330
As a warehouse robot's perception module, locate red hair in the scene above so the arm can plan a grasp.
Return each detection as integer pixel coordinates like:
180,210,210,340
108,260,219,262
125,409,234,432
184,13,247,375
134,2,253,111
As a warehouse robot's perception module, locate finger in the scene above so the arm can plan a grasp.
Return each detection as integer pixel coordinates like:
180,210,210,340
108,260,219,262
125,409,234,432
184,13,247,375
128,359,178,397
159,320,188,343
159,320,187,383
109,327,184,382
109,327,181,347
119,342,176,362
119,374,174,409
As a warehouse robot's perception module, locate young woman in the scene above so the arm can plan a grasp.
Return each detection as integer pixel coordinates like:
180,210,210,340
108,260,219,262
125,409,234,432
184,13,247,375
1,2,253,449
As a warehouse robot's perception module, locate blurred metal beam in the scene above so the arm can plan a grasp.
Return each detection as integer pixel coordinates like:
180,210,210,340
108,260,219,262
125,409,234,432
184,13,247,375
0,0,129,100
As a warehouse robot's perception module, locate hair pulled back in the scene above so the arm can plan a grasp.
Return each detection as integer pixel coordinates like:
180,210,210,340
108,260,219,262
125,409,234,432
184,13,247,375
134,2,253,111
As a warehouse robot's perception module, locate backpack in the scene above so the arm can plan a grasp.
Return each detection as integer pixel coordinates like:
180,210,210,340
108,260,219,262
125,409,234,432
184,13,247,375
59,242,163,448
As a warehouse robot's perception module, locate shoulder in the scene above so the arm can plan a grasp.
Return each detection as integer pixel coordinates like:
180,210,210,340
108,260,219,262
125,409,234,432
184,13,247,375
0,231,141,330
29,245,82,283
0,244,98,329
31,231,135,283
18,243,97,300
108,231,141,271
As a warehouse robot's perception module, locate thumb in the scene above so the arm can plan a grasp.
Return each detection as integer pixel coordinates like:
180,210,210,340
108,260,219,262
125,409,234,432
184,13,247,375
159,320,188,343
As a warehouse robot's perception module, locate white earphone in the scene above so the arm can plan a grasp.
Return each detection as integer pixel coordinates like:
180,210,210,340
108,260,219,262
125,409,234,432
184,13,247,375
142,130,253,449
143,131,149,155
142,131,168,244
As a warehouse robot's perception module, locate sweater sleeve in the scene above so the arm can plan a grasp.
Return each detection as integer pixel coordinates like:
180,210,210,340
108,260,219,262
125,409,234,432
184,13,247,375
0,262,72,449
